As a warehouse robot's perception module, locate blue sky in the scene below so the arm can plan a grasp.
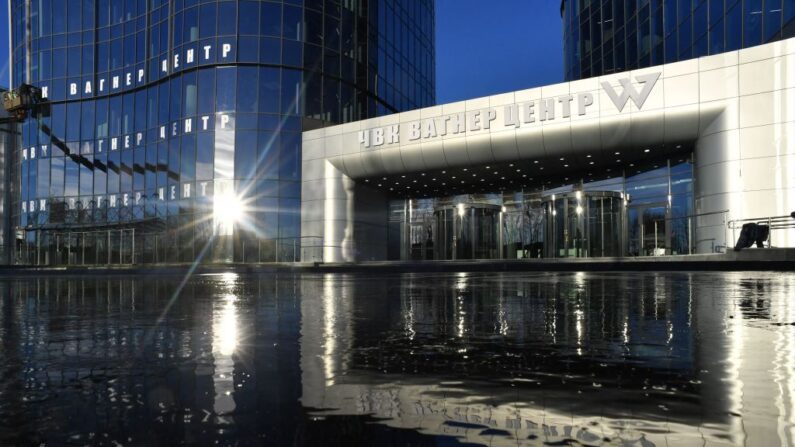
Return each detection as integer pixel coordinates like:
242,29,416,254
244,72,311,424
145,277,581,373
435,0,564,103
1,4,7,89
0,1,565,100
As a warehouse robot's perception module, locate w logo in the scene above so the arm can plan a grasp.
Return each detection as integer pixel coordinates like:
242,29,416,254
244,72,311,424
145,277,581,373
601,72,661,112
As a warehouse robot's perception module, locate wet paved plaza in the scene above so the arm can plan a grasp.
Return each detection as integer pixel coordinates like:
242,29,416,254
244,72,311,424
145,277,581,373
1,271,795,446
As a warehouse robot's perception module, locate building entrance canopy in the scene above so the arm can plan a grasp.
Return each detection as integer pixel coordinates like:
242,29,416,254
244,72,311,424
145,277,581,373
302,38,795,262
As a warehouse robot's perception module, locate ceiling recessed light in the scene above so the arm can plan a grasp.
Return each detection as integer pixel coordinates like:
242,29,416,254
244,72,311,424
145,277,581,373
586,154,591,158
534,160,539,164
564,164,569,167
560,157,565,161
614,152,620,155
644,149,650,153
463,168,468,171
589,161,594,165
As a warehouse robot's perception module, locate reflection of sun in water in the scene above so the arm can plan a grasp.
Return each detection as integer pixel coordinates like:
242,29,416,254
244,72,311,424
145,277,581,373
215,295,238,356
213,273,239,356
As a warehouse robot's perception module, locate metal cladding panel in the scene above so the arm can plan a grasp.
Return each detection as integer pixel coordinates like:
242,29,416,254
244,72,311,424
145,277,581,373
302,37,795,257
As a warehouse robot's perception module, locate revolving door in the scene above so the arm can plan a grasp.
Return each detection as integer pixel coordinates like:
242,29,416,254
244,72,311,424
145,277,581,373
543,191,625,258
433,203,502,260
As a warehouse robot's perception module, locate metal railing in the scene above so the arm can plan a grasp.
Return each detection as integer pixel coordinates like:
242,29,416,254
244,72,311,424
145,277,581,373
662,209,730,254
9,231,338,266
728,213,795,248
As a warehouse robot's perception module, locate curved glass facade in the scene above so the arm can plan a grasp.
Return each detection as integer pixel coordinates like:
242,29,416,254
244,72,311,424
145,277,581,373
562,0,795,80
9,0,435,264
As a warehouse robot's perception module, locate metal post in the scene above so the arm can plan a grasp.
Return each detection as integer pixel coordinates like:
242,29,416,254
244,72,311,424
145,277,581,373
724,212,729,253
67,232,71,265
654,221,658,255
498,210,503,259
600,198,605,257
688,217,692,255
452,209,457,261
293,239,297,262
768,216,773,247
132,228,135,264
107,230,111,265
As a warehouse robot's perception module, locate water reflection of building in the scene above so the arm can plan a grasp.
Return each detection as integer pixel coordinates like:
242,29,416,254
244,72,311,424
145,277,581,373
298,272,795,446
0,274,305,445
2,273,795,445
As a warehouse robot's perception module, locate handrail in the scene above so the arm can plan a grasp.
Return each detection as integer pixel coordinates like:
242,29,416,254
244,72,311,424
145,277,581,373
727,214,795,229
727,213,795,248
664,209,730,221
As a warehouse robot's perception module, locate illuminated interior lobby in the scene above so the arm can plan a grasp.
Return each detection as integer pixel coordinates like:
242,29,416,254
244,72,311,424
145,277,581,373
301,37,795,262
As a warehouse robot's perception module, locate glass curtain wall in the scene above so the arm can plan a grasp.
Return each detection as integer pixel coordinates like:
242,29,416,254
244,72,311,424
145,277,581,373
389,158,694,260
562,0,795,81
10,0,436,265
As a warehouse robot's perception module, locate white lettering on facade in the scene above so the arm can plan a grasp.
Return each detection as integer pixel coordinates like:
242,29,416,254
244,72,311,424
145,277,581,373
357,73,661,149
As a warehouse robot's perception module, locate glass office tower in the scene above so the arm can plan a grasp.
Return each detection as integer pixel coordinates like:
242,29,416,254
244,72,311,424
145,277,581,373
561,0,795,80
9,0,435,265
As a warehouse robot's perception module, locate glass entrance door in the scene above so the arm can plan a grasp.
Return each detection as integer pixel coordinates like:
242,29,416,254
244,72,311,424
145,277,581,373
432,204,501,260
628,204,669,256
